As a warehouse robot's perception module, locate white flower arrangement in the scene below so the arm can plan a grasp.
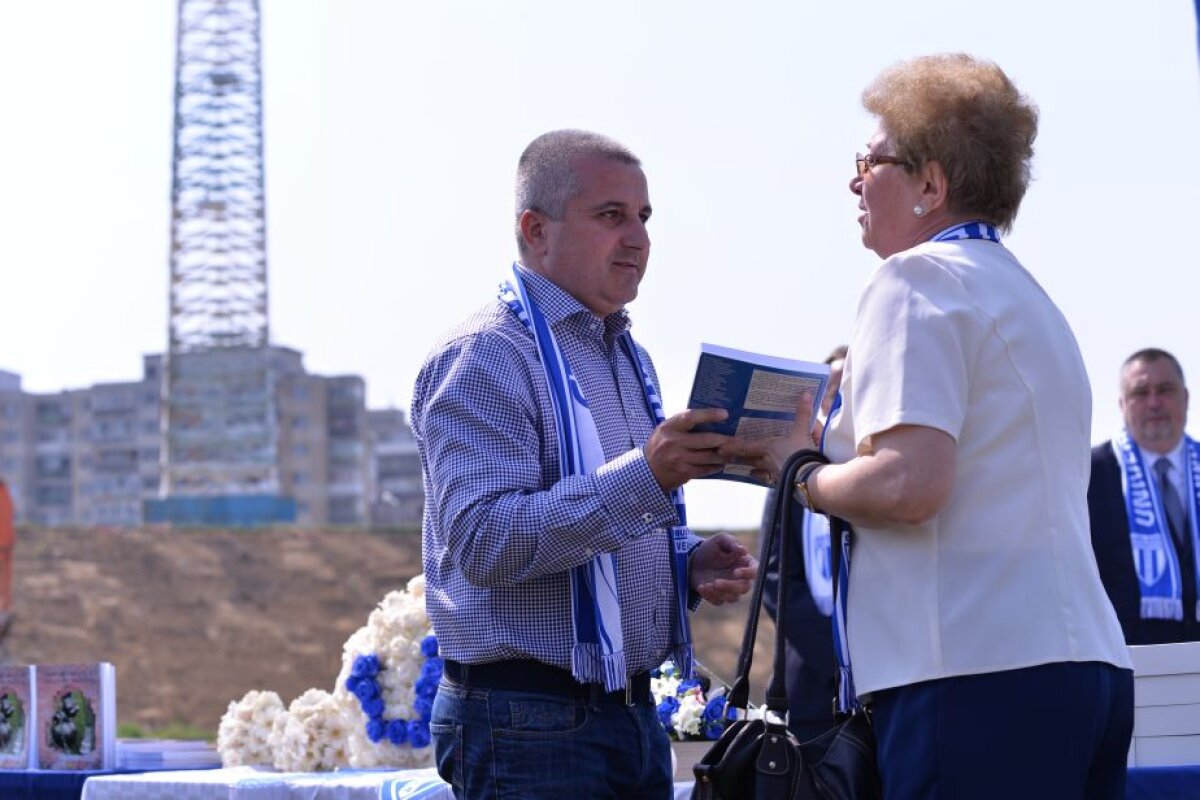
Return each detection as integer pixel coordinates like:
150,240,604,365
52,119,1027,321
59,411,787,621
216,690,286,767
216,574,439,771
651,660,733,741
333,574,439,769
270,689,352,772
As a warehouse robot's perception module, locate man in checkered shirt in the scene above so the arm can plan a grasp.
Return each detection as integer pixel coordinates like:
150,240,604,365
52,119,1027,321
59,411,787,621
412,130,757,799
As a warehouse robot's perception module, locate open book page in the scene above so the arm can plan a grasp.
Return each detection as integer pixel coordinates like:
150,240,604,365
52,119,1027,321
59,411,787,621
688,343,830,484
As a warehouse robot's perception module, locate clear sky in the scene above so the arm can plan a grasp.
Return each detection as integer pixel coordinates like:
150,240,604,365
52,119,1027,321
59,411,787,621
2,1,1198,529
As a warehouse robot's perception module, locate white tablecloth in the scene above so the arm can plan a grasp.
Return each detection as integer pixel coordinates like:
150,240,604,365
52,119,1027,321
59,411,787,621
82,766,451,800
82,765,697,799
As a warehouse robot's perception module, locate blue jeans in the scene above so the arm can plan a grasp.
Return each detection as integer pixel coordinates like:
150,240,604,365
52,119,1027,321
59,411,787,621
872,661,1134,800
431,677,673,799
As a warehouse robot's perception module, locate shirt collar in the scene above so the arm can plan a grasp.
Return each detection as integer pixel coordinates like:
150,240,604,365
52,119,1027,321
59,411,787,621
1163,437,1188,477
1134,433,1188,477
514,263,632,338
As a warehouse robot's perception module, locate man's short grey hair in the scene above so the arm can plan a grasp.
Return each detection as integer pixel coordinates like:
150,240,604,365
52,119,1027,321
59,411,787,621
1121,347,1186,387
514,129,640,255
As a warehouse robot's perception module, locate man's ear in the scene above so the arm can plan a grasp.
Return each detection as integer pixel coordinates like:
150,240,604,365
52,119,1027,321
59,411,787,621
518,209,549,258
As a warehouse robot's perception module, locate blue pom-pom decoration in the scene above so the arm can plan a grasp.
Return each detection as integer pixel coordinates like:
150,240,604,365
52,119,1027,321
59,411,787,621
350,635,441,748
386,718,409,745
353,679,379,702
412,694,434,722
420,635,439,658
408,719,432,748
363,696,386,719
352,654,381,679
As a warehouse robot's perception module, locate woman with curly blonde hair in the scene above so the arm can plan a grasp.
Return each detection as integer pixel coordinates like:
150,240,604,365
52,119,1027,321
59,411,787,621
739,54,1133,798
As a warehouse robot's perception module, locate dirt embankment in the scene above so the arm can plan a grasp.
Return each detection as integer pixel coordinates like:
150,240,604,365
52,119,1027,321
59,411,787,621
2,526,772,736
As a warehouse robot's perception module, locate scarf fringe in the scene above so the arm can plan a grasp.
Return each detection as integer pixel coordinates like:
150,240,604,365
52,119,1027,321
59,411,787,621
1141,596,1184,621
572,644,628,692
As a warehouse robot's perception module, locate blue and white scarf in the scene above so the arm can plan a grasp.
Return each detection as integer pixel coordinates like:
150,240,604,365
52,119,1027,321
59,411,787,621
1115,430,1200,621
499,263,693,690
802,513,834,617
802,392,842,618
821,391,862,713
931,221,1001,243
831,527,857,714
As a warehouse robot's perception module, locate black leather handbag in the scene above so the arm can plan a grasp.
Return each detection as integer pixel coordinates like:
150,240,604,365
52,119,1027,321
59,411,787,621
692,450,882,800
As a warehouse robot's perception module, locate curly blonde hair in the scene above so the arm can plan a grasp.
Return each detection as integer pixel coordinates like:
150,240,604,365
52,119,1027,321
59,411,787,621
863,54,1038,232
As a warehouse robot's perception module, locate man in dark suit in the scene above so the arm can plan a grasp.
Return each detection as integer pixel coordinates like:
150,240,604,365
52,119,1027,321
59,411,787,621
1088,348,1200,644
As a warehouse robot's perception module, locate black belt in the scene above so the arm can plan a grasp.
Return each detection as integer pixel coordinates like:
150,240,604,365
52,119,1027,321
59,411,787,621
444,658,652,706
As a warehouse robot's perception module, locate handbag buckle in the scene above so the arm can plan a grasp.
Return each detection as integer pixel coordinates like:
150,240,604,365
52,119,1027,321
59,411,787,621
755,727,793,776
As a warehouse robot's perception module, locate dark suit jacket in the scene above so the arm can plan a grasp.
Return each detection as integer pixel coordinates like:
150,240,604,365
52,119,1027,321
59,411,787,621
1088,442,1199,644
761,490,837,740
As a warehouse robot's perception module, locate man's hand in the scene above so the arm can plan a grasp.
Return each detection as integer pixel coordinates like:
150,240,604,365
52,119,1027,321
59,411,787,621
645,408,733,491
690,532,757,605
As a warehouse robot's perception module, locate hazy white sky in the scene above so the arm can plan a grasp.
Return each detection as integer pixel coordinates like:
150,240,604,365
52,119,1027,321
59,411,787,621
2,1,1198,528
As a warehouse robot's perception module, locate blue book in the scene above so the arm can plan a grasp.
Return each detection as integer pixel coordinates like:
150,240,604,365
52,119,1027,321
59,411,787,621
688,343,830,484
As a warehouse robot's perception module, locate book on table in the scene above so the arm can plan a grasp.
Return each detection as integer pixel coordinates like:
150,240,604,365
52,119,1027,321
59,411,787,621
35,662,116,770
0,664,36,769
116,738,220,770
688,342,830,484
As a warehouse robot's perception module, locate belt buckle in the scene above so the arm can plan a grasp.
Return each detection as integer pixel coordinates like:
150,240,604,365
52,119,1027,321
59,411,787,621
625,682,633,707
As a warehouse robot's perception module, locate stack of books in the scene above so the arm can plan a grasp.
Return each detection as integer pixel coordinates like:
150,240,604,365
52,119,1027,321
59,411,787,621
0,662,115,771
115,739,220,770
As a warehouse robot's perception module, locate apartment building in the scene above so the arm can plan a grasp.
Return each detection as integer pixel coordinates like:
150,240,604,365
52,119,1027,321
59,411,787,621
366,408,423,528
0,351,422,528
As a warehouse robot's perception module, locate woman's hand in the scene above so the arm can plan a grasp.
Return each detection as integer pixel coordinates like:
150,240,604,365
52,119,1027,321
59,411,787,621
720,390,819,485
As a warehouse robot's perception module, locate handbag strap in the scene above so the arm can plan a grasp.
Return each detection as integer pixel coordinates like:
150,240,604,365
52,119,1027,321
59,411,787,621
829,513,862,715
725,448,829,712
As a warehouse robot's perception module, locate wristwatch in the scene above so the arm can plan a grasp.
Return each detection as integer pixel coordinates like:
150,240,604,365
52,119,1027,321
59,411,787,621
795,463,823,514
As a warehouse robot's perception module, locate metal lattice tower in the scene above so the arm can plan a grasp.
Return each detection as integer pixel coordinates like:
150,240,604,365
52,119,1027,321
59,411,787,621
161,0,279,497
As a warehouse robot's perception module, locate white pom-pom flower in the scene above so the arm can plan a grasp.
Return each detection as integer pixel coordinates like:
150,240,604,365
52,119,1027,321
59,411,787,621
216,690,286,767
271,689,352,773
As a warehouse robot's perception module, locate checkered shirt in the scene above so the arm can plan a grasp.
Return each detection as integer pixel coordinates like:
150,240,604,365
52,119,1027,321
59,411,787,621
411,268,699,674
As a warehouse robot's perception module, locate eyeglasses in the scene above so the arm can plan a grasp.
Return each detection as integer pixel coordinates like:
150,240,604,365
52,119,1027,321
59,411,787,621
855,153,909,177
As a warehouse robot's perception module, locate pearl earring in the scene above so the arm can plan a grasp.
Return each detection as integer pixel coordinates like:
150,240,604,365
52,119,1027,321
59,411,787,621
913,204,925,217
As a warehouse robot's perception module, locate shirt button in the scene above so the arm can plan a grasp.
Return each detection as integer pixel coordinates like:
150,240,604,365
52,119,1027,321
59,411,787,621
584,548,593,558
641,512,654,524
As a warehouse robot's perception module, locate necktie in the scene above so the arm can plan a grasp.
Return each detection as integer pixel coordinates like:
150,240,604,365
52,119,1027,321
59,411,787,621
1154,457,1188,549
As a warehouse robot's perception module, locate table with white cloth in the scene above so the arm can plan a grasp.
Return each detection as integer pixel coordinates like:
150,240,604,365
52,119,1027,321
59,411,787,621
73,765,1200,799
81,766,453,800
79,767,699,800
